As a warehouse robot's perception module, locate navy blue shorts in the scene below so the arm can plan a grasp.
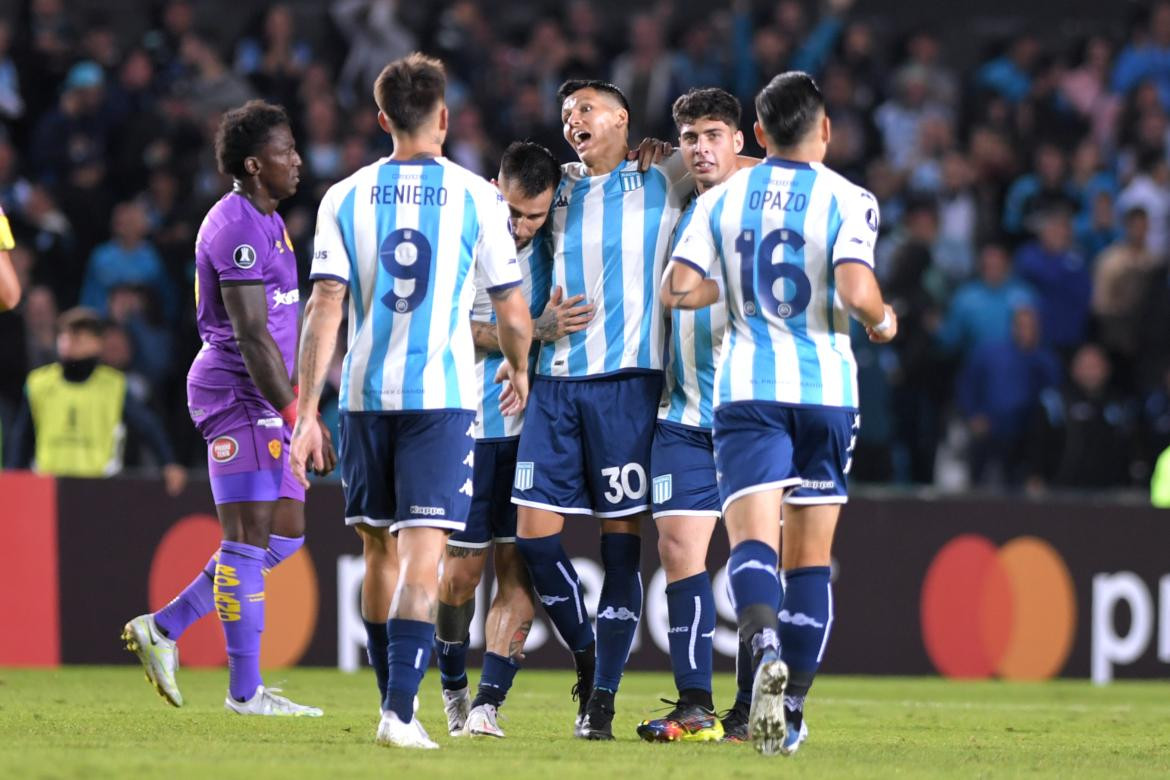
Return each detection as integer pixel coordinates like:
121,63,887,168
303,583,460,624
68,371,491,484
448,438,519,548
512,373,663,518
339,410,476,534
712,402,859,511
649,420,721,518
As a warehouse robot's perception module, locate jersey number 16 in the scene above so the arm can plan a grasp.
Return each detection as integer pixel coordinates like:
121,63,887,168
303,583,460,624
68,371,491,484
735,228,812,320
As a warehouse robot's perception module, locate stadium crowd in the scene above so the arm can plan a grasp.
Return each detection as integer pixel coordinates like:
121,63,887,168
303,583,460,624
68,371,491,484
1,0,1168,493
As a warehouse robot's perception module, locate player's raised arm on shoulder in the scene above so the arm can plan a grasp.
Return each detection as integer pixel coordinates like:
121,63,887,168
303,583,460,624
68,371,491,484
832,188,896,342
222,282,297,411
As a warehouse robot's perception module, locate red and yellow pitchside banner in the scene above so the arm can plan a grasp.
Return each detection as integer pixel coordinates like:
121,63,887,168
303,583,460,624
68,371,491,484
3,472,1168,683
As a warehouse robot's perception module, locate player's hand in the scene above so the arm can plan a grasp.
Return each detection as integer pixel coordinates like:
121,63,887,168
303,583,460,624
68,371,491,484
495,360,529,416
534,285,594,342
866,304,897,343
162,464,187,497
313,417,338,476
628,138,674,172
290,415,324,489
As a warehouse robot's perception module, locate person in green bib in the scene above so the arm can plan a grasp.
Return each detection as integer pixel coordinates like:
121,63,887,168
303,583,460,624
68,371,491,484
6,307,185,493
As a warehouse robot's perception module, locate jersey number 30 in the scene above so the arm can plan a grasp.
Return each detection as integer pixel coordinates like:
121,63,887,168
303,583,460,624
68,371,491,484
380,228,432,313
735,228,812,319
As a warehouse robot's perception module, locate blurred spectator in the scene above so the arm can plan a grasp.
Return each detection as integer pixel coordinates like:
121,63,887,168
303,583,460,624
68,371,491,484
18,0,76,122
976,33,1039,103
1093,208,1161,362
79,202,172,318
303,96,343,184
935,150,980,277
446,105,494,177
958,306,1061,486
106,284,173,390
235,4,312,110
0,19,24,121
875,65,949,173
672,21,725,95
1001,143,1078,238
1014,207,1091,354
885,198,947,483
332,0,416,109
1027,343,1136,489
176,35,256,122
1112,0,1170,108
612,12,675,142
937,243,1035,359
1061,35,1121,147
22,284,58,369
29,60,111,186
5,307,186,494
898,29,958,108
1116,150,1170,256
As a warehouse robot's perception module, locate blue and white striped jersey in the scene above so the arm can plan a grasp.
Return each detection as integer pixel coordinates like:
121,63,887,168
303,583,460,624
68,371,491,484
659,194,727,430
471,241,547,440
673,159,879,410
534,156,691,378
310,156,522,412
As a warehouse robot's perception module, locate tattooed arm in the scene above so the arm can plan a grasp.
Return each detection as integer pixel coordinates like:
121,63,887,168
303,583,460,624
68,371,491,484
659,259,720,311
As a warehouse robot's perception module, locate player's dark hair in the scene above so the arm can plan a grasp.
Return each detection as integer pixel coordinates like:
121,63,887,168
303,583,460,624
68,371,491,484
755,71,824,149
556,79,630,113
672,87,742,131
57,307,105,337
499,142,562,199
214,100,291,179
374,53,447,135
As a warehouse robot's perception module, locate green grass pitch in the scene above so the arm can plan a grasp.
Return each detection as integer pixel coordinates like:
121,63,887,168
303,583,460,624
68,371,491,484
1,667,1168,778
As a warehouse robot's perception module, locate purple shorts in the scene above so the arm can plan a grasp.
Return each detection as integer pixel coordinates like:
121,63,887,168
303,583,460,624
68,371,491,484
189,382,304,506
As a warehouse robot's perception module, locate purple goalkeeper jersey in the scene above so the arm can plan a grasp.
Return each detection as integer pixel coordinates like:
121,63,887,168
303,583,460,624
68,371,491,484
187,192,299,393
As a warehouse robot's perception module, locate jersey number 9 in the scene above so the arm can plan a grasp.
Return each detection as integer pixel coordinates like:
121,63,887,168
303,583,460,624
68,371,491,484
735,228,812,319
380,228,432,313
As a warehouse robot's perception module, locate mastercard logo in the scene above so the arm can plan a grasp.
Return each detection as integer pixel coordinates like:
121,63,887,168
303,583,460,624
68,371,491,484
920,534,1076,680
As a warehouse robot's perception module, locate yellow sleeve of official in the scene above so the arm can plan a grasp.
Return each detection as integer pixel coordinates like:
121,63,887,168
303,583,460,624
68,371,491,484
0,212,14,252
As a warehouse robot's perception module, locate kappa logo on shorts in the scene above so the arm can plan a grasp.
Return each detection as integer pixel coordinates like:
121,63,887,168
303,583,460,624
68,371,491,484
653,474,673,505
459,479,473,496
514,461,534,491
233,244,257,269
409,505,446,517
268,439,282,459
211,436,239,463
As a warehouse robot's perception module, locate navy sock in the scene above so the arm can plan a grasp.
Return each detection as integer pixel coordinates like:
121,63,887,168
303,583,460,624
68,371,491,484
435,637,469,691
778,566,833,702
594,533,642,693
734,636,754,707
384,618,434,722
728,541,781,654
665,572,715,695
473,652,520,708
363,618,390,706
516,534,594,651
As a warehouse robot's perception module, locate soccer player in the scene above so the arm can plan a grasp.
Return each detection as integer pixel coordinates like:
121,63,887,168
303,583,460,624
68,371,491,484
661,72,897,756
436,141,590,738
636,87,743,744
510,79,693,740
123,100,334,716
290,53,533,751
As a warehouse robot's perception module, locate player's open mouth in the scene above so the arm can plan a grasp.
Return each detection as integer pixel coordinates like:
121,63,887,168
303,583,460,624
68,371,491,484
572,130,592,148
693,161,713,173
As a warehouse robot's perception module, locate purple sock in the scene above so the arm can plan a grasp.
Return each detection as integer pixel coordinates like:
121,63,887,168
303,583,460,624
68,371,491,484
154,552,218,639
154,536,304,640
214,540,266,702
